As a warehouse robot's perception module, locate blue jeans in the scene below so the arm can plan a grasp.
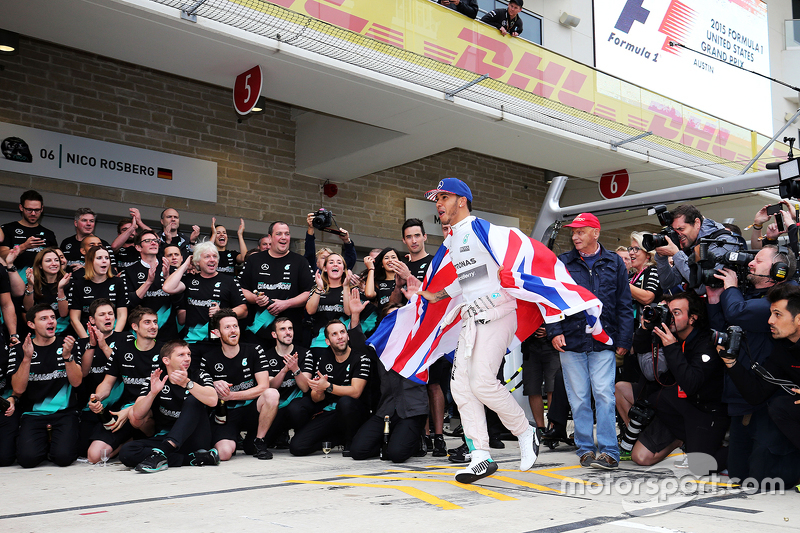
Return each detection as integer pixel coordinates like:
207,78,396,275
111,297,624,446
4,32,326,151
559,350,619,460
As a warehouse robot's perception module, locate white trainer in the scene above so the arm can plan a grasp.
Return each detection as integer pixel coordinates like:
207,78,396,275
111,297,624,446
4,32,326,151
518,425,540,471
454,450,497,484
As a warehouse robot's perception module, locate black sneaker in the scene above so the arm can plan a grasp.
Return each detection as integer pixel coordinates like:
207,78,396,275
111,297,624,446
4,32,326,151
135,448,168,473
448,442,471,463
489,437,505,449
413,435,428,457
444,423,463,437
189,448,220,466
273,431,290,450
253,438,273,460
423,435,433,451
432,435,447,457
455,458,497,484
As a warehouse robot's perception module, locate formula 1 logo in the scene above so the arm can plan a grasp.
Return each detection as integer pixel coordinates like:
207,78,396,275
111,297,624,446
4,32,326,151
615,0,650,33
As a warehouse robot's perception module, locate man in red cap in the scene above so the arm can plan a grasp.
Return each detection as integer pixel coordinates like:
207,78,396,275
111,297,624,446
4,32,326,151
547,213,633,470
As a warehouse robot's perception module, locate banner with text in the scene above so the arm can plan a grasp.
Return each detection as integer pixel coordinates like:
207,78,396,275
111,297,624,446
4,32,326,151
594,0,771,135
0,122,217,202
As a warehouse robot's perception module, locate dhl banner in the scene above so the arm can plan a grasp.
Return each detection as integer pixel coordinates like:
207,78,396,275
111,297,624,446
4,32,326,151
253,0,787,171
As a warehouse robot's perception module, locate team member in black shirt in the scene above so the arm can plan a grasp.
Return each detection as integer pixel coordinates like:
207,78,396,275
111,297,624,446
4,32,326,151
125,231,183,341
163,241,247,343
1,326,20,466
0,190,58,277
481,0,524,37
211,217,248,277
60,208,115,272
201,310,277,460
111,210,152,272
238,221,313,346
69,245,128,338
288,319,371,456
349,291,429,462
364,247,401,316
22,248,71,336
262,316,312,446
87,306,160,464
306,253,351,356
77,299,129,456
158,208,199,260
11,304,83,468
120,339,219,472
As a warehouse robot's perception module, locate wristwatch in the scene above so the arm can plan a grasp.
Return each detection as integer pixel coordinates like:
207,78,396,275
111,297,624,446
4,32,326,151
186,380,194,390
325,383,333,394
65,353,75,363
292,369,301,377
6,264,17,272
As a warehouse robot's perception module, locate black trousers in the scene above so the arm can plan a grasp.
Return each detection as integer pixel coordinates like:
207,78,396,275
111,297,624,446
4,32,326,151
17,410,80,468
728,406,800,487
769,394,800,452
350,413,427,463
547,368,571,426
0,408,21,466
288,395,369,456
648,387,729,472
119,396,211,467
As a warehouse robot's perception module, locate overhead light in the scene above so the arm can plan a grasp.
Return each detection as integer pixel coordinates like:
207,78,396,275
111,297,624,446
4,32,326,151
559,12,581,28
0,29,19,55
251,96,267,114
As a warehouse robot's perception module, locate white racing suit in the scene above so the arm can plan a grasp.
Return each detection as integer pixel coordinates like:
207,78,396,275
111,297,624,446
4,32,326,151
445,216,530,453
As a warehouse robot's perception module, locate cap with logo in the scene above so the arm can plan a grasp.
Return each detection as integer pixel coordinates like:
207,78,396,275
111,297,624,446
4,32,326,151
563,212,601,230
425,178,473,202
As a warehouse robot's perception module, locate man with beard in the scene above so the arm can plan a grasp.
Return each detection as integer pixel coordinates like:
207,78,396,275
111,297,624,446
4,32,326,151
0,190,58,275
201,310,278,461
87,306,161,464
120,339,219,472
11,305,82,467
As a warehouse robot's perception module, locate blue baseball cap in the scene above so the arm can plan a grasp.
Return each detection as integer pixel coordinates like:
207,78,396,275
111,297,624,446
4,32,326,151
425,178,473,202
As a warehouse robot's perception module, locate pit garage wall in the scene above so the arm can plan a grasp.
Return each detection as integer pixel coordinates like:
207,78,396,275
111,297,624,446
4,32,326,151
0,37,636,253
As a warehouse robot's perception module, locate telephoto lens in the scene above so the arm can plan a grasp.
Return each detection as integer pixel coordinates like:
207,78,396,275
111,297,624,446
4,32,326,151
619,400,655,452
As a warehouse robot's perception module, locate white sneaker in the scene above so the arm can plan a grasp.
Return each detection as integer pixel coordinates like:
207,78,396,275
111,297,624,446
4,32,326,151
518,425,540,471
454,450,497,484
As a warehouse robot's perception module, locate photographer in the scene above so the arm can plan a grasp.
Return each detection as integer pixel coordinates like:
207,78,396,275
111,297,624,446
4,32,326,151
706,245,797,483
653,204,740,292
721,283,800,488
628,292,728,469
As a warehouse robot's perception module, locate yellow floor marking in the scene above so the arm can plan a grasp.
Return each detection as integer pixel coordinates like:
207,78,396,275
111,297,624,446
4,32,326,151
285,480,461,510
423,464,593,485
490,475,561,493
340,474,517,501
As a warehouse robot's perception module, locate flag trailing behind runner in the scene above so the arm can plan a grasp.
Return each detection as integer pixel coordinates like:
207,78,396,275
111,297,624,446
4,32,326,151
368,218,611,384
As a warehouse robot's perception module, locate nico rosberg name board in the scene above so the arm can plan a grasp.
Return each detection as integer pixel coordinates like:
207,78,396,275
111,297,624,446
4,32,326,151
0,121,217,202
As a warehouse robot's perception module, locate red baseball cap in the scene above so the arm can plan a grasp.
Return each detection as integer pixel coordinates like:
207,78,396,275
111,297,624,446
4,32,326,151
564,213,601,230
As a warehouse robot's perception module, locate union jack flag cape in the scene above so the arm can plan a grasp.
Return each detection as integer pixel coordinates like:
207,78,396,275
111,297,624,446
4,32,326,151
368,218,611,384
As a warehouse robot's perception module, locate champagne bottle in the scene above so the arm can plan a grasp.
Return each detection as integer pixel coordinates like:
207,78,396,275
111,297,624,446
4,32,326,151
380,415,390,461
91,394,117,430
214,399,227,425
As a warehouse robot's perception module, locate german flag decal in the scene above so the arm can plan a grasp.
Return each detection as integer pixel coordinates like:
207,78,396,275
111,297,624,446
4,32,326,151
157,167,173,180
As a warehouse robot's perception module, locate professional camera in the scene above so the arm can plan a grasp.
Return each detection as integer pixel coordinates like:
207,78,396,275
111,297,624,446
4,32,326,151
642,205,681,252
771,137,799,199
688,238,745,289
619,399,655,453
311,208,345,236
711,325,743,357
642,303,672,330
